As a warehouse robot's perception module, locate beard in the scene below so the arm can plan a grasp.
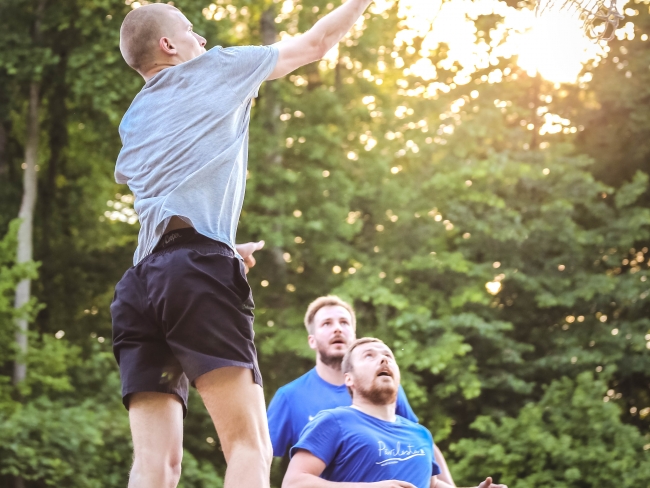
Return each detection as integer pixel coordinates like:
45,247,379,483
355,378,398,405
317,342,346,370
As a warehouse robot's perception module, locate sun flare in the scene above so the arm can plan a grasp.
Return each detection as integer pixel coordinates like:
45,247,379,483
517,12,599,83
388,0,623,85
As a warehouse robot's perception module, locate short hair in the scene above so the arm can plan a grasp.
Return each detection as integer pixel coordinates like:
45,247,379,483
120,3,177,72
304,295,356,334
341,337,385,396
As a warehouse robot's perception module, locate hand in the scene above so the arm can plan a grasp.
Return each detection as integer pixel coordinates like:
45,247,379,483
235,240,264,273
477,477,507,488
367,481,416,488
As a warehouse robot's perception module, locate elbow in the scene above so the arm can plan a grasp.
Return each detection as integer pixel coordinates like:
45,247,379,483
314,41,330,61
305,31,330,62
281,476,297,488
282,471,309,488
305,43,328,64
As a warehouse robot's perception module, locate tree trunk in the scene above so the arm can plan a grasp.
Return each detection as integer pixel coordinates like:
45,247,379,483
13,81,40,386
39,51,69,330
13,7,45,488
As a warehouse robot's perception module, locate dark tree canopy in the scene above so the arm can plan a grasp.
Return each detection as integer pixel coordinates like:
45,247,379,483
0,0,649,487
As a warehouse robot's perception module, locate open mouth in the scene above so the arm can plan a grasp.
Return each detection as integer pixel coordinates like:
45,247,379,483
330,339,346,345
377,370,393,378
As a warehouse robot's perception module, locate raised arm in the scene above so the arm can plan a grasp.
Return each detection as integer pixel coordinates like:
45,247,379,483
267,0,373,80
283,450,416,488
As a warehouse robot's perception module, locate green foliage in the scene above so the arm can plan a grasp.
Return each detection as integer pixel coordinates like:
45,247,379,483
1,0,650,487
451,372,650,488
0,397,128,487
177,450,225,488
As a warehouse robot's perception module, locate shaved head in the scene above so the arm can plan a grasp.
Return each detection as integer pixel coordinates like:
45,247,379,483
120,3,183,73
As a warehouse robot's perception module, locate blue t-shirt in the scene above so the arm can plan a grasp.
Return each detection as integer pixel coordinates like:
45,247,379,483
292,407,440,488
267,368,417,457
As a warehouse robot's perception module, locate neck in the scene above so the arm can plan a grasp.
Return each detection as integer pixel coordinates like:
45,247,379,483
315,357,345,386
140,65,173,83
141,61,177,82
351,397,396,422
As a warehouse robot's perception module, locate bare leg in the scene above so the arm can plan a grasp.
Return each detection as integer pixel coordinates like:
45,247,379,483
128,392,184,488
196,367,272,488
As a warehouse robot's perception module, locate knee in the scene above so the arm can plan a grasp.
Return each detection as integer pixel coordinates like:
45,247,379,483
167,455,183,484
229,433,273,467
261,436,273,466
132,448,183,487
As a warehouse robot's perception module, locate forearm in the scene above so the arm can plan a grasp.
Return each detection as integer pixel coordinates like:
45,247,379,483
432,479,480,488
306,0,373,54
432,479,452,488
434,445,455,487
283,473,363,488
268,0,373,79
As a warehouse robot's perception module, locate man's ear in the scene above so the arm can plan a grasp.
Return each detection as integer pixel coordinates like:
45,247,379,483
307,334,317,351
159,36,177,56
344,372,354,391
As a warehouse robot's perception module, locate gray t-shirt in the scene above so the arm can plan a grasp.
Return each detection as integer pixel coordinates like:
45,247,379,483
115,45,279,265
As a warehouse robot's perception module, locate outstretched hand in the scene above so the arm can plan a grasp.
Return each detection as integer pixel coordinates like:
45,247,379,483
477,477,507,488
236,240,264,273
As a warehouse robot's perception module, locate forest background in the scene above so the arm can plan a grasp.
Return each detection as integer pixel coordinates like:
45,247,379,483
1,0,650,486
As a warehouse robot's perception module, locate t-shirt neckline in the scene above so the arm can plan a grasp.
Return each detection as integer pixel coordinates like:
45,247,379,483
348,405,398,424
310,367,347,391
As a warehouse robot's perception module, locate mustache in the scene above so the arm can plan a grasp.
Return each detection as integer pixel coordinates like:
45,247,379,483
376,366,394,378
330,337,347,345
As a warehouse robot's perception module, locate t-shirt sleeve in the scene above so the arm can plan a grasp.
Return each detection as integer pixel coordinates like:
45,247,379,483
218,45,279,102
396,385,419,422
426,428,442,476
267,389,293,457
115,128,129,184
115,168,128,184
290,410,341,466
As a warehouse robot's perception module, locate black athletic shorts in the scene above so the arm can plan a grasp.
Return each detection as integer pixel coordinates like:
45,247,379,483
110,228,261,417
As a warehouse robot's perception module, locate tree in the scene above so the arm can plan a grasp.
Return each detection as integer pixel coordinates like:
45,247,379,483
451,372,650,487
0,0,649,486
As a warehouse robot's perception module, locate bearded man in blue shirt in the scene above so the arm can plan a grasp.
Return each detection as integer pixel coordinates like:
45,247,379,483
267,296,454,484
282,338,508,488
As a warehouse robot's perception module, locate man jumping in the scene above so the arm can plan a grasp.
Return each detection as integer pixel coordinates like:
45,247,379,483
267,296,455,485
282,338,508,488
111,1,376,487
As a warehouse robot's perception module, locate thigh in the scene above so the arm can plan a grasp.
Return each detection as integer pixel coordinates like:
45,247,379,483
111,268,189,414
147,248,261,386
129,392,184,463
195,367,270,461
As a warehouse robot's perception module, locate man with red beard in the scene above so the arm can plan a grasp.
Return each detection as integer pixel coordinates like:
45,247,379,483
282,338,507,488
267,297,454,484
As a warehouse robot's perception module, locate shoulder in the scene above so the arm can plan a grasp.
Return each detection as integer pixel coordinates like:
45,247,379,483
279,369,315,392
297,408,344,440
396,414,420,428
316,406,359,426
220,45,277,56
311,406,350,424
398,416,432,437
214,45,278,65
270,369,314,403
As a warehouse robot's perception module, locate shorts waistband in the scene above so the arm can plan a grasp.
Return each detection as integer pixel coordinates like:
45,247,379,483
152,228,234,257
